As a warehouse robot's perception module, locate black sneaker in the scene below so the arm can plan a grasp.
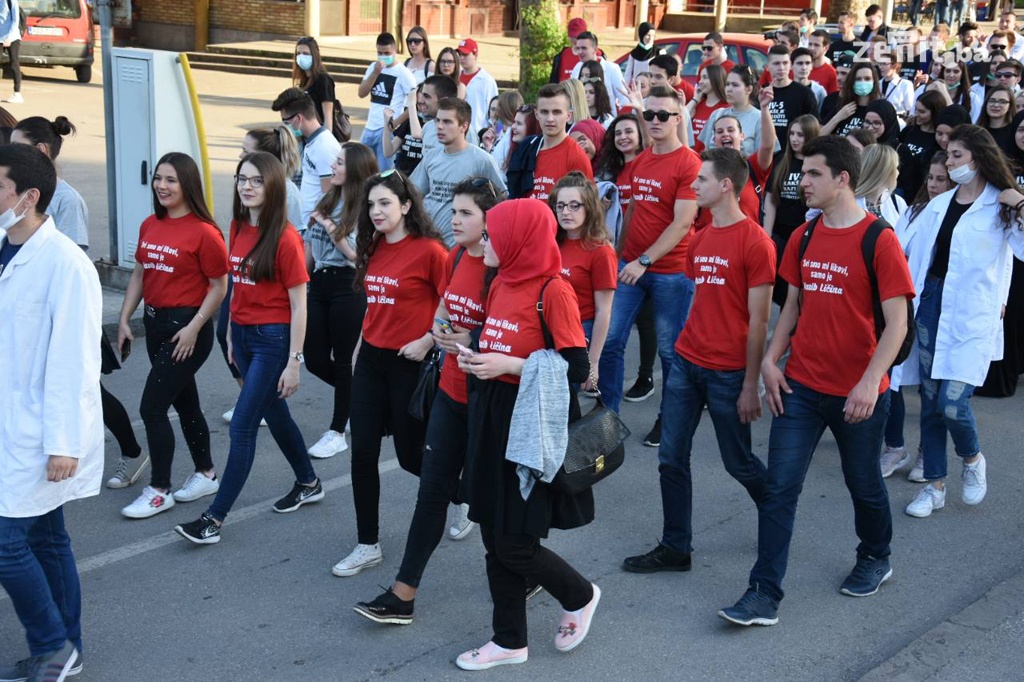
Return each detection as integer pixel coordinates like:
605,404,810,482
623,543,691,573
174,512,221,545
353,587,414,625
839,555,892,597
624,375,655,402
25,641,78,682
0,653,82,682
273,479,325,513
642,416,662,447
718,589,779,626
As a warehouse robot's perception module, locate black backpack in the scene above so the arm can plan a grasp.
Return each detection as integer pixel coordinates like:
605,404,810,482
796,216,915,368
505,134,544,199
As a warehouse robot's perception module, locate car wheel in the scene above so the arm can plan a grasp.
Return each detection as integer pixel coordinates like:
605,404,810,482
75,65,92,83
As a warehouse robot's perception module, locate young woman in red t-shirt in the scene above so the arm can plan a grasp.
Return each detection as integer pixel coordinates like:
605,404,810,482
116,152,229,520
353,176,499,622
331,170,448,577
688,63,729,153
550,172,617,392
174,151,321,545
454,198,599,670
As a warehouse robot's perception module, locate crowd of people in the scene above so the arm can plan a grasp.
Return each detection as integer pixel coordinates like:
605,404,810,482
4,8,1024,678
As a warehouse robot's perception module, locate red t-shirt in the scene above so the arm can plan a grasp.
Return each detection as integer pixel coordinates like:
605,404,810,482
229,221,308,325
690,99,729,153
135,213,228,309
678,217,776,371
531,137,595,200
779,214,915,396
697,58,736,79
460,69,478,86
623,145,701,273
673,80,696,103
479,277,586,385
362,235,448,350
810,63,839,94
439,247,487,405
693,152,771,232
558,238,618,322
556,47,581,82
615,160,636,212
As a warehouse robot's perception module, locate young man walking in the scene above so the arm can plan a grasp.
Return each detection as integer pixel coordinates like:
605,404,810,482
273,88,341,228
529,83,593,200
0,144,103,681
623,147,774,574
456,39,499,138
357,32,417,171
764,45,818,151
719,136,915,627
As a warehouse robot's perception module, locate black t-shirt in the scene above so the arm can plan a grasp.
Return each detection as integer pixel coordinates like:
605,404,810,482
897,125,938,200
392,117,425,175
830,38,856,64
986,123,1016,157
768,82,819,149
929,197,971,279
305,72,337,124
831,104,868,137
0,239,21,277
820,91,840,123
770,153,807,239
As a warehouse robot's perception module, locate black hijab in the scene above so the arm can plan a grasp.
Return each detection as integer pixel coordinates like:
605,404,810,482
866,99,900,148
630,22,658,62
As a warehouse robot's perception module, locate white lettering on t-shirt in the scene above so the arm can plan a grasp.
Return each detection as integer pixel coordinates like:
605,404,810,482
479,314,519,353
634,176,665,202
364,273,399,305
802,257,848,295
692,254,730,286
140,239,180,274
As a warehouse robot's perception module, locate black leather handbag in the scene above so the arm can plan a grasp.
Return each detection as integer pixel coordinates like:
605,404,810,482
408,347,442,422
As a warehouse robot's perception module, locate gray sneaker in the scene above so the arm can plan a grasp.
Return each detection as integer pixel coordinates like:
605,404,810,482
0,654,82,682
879,445,909,478
907,448,926,483
26,641,78,682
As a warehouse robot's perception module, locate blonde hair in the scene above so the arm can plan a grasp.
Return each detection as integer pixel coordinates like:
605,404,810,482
856,143,899,201
561,79,589,124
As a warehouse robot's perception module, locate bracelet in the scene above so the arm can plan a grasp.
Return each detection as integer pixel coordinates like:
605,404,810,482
1014,199,1024,214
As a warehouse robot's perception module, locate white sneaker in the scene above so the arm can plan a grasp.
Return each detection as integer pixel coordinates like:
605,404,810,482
332,543,383,577
121,486,176,519
308,430,347,459
879,445,909,478
907,449,926,483
3,92,23,103
173,472,220,502
449,502,476,540
106,454,150,489
906,485,946,518
222,406,267,427
962,454,987,505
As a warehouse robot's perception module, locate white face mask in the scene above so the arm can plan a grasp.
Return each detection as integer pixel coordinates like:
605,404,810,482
949,163,978,184
0,193,27,231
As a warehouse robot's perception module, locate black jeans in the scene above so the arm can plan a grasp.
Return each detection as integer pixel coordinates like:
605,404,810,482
396,389,467,588
140,308,215,490
100,384,142,458
215,277,242,380
636,298,656,379
2,41,21,92
350,342,426,545
480,524,593,649
304,267,366,432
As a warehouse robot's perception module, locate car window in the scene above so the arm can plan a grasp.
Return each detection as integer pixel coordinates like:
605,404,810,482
744,47,767,75
681,43,704,77
724,45,740,64
21,0,82,19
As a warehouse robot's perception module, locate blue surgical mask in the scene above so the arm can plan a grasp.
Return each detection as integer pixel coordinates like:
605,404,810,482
296,54,313,71
378,54,396,67
853,81,874,96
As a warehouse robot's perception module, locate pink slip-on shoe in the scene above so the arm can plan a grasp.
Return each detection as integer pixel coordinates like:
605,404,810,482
555,583,602,652
455,641,528,671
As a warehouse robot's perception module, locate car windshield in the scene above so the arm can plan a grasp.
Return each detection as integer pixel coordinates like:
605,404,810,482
21,0,82,19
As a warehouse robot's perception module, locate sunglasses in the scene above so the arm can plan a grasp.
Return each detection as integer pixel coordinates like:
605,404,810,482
469,176,499,199
376,168,411,193
642,109,679,122
406,37,424,44
581,76,603,84
281,112,299,124
996,71,1018,78
701,45,715,51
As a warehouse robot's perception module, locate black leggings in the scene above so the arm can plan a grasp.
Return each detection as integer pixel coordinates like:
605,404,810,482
636,298,656,379
350,341,426,545
304,267,366,432
396,389,466,588
2,40,21,92
101,384,142,458
140,309,216,490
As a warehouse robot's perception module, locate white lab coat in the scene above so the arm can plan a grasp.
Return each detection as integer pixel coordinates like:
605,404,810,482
464,67,499,142
891,184,1024,390
571,56,631,114
0,218,103,518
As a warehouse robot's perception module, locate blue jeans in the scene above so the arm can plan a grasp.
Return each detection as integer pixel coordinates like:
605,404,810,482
207,323,317,521
748,380,892,603
0,507,82,656
935,0,949,24
659,355,767,554
908,0,923,24
916,276,980,481
360,126,393,172
598,262,694,412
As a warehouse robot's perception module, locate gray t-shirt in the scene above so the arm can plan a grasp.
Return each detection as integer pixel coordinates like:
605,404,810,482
49,179,89,250
287,180,304,231
411,144,506,246
700,106,780,157
420,120,438,160
304,202,356,270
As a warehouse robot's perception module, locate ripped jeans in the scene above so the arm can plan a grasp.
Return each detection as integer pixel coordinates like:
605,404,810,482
917,276,980,481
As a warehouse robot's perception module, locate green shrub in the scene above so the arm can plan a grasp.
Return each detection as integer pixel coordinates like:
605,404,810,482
518,0,565,103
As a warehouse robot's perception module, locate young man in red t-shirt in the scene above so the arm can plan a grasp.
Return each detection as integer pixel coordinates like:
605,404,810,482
807,29,839,94
719,136,914,627
648,54,695,105
697,32,736,80
597,85,700,423
529,83,594,200
623,147,775,575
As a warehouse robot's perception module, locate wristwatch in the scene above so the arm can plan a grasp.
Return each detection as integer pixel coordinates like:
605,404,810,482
289,351,305,364
638,254,653,269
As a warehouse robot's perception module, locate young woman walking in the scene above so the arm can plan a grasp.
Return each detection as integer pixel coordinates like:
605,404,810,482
404,27,434,84
293,36,336,126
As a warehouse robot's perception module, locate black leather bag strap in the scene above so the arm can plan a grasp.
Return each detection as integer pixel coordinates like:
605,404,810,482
536,276,557,350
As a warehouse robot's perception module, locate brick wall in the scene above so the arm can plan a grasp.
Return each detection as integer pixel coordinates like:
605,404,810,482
210,0,305,35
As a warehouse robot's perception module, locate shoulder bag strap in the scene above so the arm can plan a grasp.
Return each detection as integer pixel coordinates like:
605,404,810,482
536,276,557,350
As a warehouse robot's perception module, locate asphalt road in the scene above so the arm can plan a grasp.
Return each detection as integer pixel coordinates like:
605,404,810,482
2,56,1024,682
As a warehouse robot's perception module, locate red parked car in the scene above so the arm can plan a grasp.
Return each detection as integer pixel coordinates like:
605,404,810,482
615,33,771,85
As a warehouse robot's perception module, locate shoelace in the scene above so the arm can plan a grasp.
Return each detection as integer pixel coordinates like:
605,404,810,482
963,465,982,487
112,458,130,480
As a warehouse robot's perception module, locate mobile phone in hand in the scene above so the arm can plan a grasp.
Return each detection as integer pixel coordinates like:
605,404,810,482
435,317,452,333
121,339,131,362
455,342,475,357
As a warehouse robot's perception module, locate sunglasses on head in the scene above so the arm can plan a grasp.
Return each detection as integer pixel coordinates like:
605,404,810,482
642,109,678,122
376,168,411,192
469,176,499,199
518,105,535,114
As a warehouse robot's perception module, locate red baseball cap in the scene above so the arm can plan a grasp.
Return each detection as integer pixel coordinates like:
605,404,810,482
568,18,587,39
456,38,478,55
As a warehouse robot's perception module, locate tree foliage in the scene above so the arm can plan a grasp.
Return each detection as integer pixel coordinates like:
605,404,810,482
518,0,565,102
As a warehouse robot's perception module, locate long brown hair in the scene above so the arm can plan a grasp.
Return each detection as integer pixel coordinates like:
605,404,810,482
948,124,1023,229
311,141,379,240
549,171,610,248
770,114,820,201
838,63,881,107
354,170,444,287
152,152,217,225
292,36,328,90
436,47,462,85
977,84,1017,128
245,126,301,178
232,151,289,282
405,26,432,60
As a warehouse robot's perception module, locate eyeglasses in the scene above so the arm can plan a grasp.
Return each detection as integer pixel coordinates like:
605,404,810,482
235,174,264,189
989,99,1012,105
990,44,1009,50
406,37,423,44
996,71,1018,78
555,201,584,213
701,45,715,51
438,59,456,66
481,227,490,242
642,109,679,122
581,76,602,84
281,112,299,124
469,176,499,199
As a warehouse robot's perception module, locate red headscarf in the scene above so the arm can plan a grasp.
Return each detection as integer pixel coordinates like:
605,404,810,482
569,119,605,158
486,199,562,286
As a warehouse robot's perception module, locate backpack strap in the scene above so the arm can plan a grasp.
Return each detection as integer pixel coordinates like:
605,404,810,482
451,245,466,276
536,276,557,350
860,218,892,341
